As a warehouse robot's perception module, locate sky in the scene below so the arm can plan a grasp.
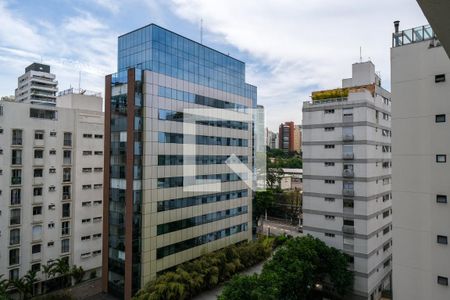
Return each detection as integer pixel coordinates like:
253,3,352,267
0,0,427,131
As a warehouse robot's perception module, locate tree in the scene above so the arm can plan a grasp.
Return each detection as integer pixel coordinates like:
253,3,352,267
266,168,284,190
52,258,71,288
42,262,56,294
22,270,38,299
10,277,26,300
284,189,302,225
70,266,85,284
254,190,275,225
0,274,10,300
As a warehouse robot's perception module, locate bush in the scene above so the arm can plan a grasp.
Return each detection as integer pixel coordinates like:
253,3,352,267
133,238,273,300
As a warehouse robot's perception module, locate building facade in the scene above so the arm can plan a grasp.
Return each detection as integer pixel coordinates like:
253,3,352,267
15,63,58,106
266,128,278,149
0,90,104,292
279,121,295,152
102,24,256,299
391,22,450,300
302,61,392,300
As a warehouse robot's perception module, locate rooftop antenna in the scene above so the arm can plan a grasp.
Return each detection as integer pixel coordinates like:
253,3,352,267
359,46,362,62
200,18,203,44
78,71,81,91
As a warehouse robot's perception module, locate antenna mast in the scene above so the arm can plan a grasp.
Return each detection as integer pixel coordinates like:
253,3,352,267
200,18,203,44
78,71,81,90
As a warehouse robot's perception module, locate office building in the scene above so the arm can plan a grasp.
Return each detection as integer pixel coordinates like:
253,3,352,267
15,63,58,106
102,24,256,299
294,125,302,153
391,17,450,300
0,88,104,292
279,121,301,153
302,61,392,300
266,128,278,149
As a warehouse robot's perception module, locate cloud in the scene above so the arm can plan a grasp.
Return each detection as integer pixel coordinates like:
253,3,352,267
170,0,427,130
93,0,120,14
63,11,108,34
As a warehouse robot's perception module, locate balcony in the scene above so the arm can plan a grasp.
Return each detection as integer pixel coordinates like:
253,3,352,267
12,138,23,146
343,206,354,215
342,134,354,142
343,153,354,160
342,169,354,178
62,194,71,201
33,214,43,223
63,157,72,165
342,225,355,235
343,188,354,197
33,195,43,204
34,139,45,148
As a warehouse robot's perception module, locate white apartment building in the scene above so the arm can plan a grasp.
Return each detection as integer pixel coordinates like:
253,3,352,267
0,89,104,292
15,63,58,106
302,61,392,300
391,21,450,299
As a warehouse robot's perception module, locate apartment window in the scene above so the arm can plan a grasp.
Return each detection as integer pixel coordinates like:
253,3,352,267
383,178,390,185
63,132,72,146
83,133,93,138
93,250,101,255
325,215,335,220
93,233,102,239
9,249,20,266
82,201,91,207
324,109,335,114
10,209,20,225
343,199,354,208
32,244,41,254
94,151,103,155
62,203,70,218
81,235,91,241
435,74,446,83
82,168,92,173
11,149,22,165
0,128,3,134
383,259,391,268
325,233,335,237
436,114,446,123
33,206,42,215
383,113,390,120
48,185,56,192
93,216,102,222
49,168,56,174
93,200,102,205
11,189,21,205
383,242,391,252
63,185,71,199
82,218,91,224
61,239,70,253
382,194,391,202
83,151,92,156
33,187,43,196
324,144,335,149
383,210,390,218
48,222,55,229
437,195,448,204
63,150,71,164
12,129,22,145
9,269,19,281
437,235,448,245
324,127,335,131
325,179,335,184
48,204,55,210
343,219,354,226
437,276,449,286
11,169,22,185
61,221,70,236
34,149,44,159
50,131,57,137
31,263,41,273
49,149,56,155
10,229,20,245
47,241,54,247
436,155,447,163
82,184,92,190
383,227,390,235
34,130,44,140
34,168,43,177
94,134,103,139
63,168,71,182
94,184,102,189
325,197,335,202
324,162,335,167
94,167,103,172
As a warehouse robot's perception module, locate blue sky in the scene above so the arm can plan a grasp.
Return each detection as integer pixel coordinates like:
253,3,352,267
0,0,427,130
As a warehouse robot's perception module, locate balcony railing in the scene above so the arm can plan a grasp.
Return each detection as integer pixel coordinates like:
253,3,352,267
343,243,354,251
342,169,354,178
342,225,355,235
343,188,354,197
343,153,354,160
393,24,435,48
11,177,22,185
342,134,354,142
12,138,23,146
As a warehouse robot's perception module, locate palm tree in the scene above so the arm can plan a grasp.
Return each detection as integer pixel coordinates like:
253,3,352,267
10,277,26,300
41,262,56,294
52,258,71,288
0,274,10,300
70,265,85,284
22,270,37,299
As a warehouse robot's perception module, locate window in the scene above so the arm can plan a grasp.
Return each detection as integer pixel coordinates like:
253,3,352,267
324,162,335,167
436,114,446,123
9,248,19,265
34,168,43,177
63,168,71,182
94,184,102,189
438,276,449,286
324,144,335,149
48,222,55,229
83,133,93,138
33,187,43,196
50,131,57,137
435,74,446,83
383,210,390,218
34,130,44,140
324,127,335,131
93,250,101,256
383,194,391,202
62,203,70,218
343,199,354,208
61,239,70,253
34,149,44,158
49,168,56,174
94,134,103,139
33,206,42,215
325,197,335,202
94,167,103,172
383,242,391,252
64,132,72,146
383,178,390,185
383,113,390,120
30,108,56,120
94,151,103,155
10,229,20,245
437,195,448,204
437,235,448,245
48,204,55,210
436,155,447,163
81,235,91,241
324,109,335,114
325,215,335,220
63,150,71,164
63,185,71,199
93,200,102,206
49,149,56,155
325,179,335,184
48,241,54,247
12,129,22,145
93,216,102,222
82,168,92,173
383,226,390,235
343,219,354,226
32,244,41,254
83,151,92,156
9,269,19,281
82,184,92,190
325,233,335,237
82,201,91,207
11,169,22,185
93,233,102,239
11,149,22,165
383,259,391,268
11,189,21,205
61,221,70,236
10,209,20,225
82,218,91,224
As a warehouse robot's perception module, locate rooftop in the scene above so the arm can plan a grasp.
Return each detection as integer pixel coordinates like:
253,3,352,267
25,62,51,73
58,88,102,98
392,24,437,48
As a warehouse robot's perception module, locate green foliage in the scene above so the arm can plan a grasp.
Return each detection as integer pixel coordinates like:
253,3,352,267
0,275,10,300
219,236,353,300
70,266,85,284
134,238,273,300
253,190,276,223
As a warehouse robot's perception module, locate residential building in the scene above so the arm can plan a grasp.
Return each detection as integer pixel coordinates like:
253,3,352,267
0,88,104,292
391,19,450,300
279,121,297,152
102,24,256,299
15,63,58,106
302,61,392,300
294,125,302,153
266,128,278,149
272,168,303,190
